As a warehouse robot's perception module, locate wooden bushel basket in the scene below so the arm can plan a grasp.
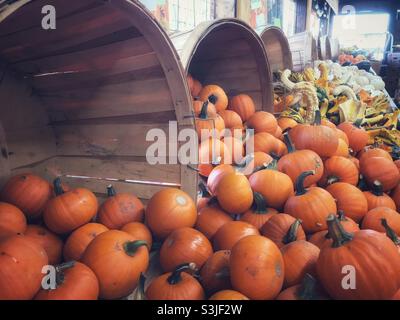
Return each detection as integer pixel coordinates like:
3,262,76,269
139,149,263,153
0,0,197,202
288,31,318,71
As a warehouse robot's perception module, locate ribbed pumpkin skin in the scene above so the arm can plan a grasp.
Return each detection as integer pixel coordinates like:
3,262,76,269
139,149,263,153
209,290,249,300
317,229,400,300
319,156,359,187
207,164,236,196
0,202,27,240
199,85,228,112
200,250,231,294
337,122,368,152
246,111,278,134
121,222,153,250
229,94,255,122
363,190,396,211
213,221,259,251
360,157,400,192
361,207,400,235
195,205,233,239
230,235,284,300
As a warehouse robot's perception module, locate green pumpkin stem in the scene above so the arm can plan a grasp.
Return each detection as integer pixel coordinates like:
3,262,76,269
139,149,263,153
337,210,346,221
371,180,384,196
123,240,148,256
283,132,296,153
208,94,218,105
167,263,197,285
295,171,314,195
106,185,117,197
199,101,210,120
55,261,76,286
327,214,354,248
381,218,400,246
53,177,64,196
313,110,322,125
282,219,302,244
252,192,268,214
297,273,318,300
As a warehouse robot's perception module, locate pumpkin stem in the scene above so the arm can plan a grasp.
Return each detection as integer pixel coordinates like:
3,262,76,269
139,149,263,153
208,94,218,105
53,177,64,196
252,192,268,214
269,152,281,161
295,171,314,195
337,210,346,221
106,185,117,197
297,273,318,300
55,261,76,287
381,218,400,246
371,180,384,196
313,110,322,125
123,240,148,256
282,219,302,244
353,118,363,128
167,263,197,285
283,132,296,153
199,101,210,120
327,214,354,248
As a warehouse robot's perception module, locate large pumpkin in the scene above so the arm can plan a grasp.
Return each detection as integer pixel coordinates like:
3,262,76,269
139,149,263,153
363,181,396,211
97,185,144,229
284,171,337,233
240,192,278,230
230,235,284,300
82,230,149,299
249,169,294,210
200,250,231,294
63,223,109,261
209,290,249,300
326,182,368,222
199,85,228,112
159,227,213,272
277,133,324,187
360,156,400,191
207,164,236,196
43,178,98,234
34,261,99,300
337,121,368,152
361,207,400,235
261,214,306,248
145,188,197,239
317,214,400,299
195,204,233,239
213,221,259,251
246,111,278,135
146,263,205,300
319,156,359,187
229,94,256,122
1,173,52,219
25,225,63,265
216,172,253,214
0,234,48,299
0,202,26,240
121,222,153,250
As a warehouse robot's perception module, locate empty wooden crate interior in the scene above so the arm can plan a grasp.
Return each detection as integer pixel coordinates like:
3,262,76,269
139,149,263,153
0,0,197,202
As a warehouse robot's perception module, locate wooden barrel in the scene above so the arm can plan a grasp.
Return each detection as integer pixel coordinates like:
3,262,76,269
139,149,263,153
171,19,274,112
259,26,293,73
288,31,318,71
0,0,197,201
319,35,332,60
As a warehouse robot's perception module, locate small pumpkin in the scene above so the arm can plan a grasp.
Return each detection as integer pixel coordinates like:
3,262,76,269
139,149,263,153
1,173,52,219
199,85,228,112
319,156,359,187
82,230,149,300
284,171,337,233
195,204,233,239
276,274,329,300
230,235,284,300
316,214,400,299
213,221,259,251
160,227,213,272
221,136,244,165
359,147,392,163
240,192,278,230
249,169,294,210
63,223,109,262
337,121,369,152
198,138,229,164
25,225,63,265
146,263,204,300
361,207,400,235
207,164,236,196
333,138,350,157
187,74,202,97
261,214,306,248
193,99,217,118
98,185,144,230
216,172,253,214
246,111,278,135
121,222,153,250
0,202,26,240
34,261,99,300
277,117,298,132
252,132,281,155
195,101,226,139
235,152,273,177
381,218,400,252
326,182,368,222
146,188,197,240
229,94,256,122
360,156,400,191
321,118,336,129
0,234,48,300
209,290,249,300
198,163,214,178
363,181,396,211
218,110,244,132
43,178,98,234
200,250,231,294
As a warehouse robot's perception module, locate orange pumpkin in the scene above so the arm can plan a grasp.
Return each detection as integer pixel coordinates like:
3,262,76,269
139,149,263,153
321,118,336,129
235,152,273,177
98,185,144,229
0,202,26,240
209,290,249,300
195,101,226,139
187,74,203,97
278,117,298,132
146,188,197,240
218,110,244,132
276,274,329,300
199,85,228,112
240,192,278,230
391,183,400,212
43,178,98,234
319,156,359,187
229,94,256,122
34,261,99,300
82,230,149,299
195,204,233,239
361,207,400,235
121,222,153,250
198,163,214,178
221,136,244,165
1,173,52,219
207,164,236,195
359,147,392,163
274,125,283,139
337,121,368,152
335,128,349,145
198,138,229,165
333,138,350,157
363,181,397,211
284,171,337,233
213,221,259,251
381,218,400,252
193,99,217,118
246,111,278,135
200,250,231,294
63,223,109,261
160,227,213,272
360,156,400,192
230,235,284,300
